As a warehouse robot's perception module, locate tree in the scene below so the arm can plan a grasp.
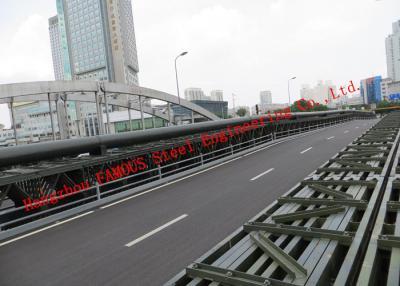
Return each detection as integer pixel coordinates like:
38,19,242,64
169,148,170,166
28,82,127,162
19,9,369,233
236,108,247,117
290,99,329,112
377,100,398,108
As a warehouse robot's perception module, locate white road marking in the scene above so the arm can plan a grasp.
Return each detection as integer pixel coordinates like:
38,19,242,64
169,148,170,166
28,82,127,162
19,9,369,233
355,126,359,129
327,136,335,140
250,168,274,181
344,130,349,133
0,211,94,247
125,214,188,247
101,157,242,209
300,147,313,154
243,127,326,158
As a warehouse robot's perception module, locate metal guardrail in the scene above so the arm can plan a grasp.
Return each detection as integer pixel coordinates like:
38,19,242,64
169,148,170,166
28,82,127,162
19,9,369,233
0,113,372,231
166,112,400,285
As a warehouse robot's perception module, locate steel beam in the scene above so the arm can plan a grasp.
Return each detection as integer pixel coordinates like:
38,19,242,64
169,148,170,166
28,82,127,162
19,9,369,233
249,232,307,278
244,222,354,246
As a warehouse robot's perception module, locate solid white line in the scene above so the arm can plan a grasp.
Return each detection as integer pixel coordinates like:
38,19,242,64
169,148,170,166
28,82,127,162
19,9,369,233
250,168,274,181
0,211,94,247
100,157,242,209
327,136,335,140
125,214,188,247
344,130,349,133
300,147,312,154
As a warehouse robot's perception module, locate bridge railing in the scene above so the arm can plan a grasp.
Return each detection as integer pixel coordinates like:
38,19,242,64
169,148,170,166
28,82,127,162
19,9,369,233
0,111,374,239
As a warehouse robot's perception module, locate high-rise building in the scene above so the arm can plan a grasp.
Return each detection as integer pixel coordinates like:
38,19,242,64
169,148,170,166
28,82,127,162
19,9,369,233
300,80,337,107
360,76,382,104
49,16,64,80
210,90,223,101
386,20,400,81
260,91,272,105
12,0,142,142
384,79,400,101
184,88,206,101
49,0,139,85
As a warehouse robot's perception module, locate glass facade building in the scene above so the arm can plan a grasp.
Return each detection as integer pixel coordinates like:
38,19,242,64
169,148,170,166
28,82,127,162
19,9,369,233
360,76,382,104
50,0,139,84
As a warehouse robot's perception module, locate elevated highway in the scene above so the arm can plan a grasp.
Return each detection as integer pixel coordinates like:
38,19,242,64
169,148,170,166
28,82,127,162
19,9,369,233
0,117,377,286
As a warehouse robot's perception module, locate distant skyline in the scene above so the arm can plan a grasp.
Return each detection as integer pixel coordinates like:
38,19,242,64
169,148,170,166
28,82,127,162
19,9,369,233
0,0,399,128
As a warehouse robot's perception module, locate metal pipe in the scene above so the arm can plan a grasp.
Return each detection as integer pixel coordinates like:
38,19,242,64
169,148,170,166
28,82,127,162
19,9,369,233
55,96,61,140
128,104,132,131
87,117,92,137
10,98,18,146
104,93,111,134
63,96,70,139
0,110,373,167
139,95,145,130
91,113,96,135
168,103,172,126
95,91,103,135
48,93,56,141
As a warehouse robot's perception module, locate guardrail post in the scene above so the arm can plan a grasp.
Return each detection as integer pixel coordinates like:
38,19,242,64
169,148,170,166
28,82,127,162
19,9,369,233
200,153,204,165
96,182,101,200
230,144,234,155
158,165,162,179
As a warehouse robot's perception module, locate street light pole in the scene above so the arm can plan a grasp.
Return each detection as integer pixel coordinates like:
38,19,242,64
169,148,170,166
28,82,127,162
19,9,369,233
174,51,188,106
288,76,296,111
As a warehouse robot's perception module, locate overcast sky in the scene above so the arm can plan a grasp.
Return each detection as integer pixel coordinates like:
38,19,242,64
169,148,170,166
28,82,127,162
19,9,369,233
0,0,399,128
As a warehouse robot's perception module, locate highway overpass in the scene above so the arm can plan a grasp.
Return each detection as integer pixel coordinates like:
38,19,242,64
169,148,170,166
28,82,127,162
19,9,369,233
2,110,398,285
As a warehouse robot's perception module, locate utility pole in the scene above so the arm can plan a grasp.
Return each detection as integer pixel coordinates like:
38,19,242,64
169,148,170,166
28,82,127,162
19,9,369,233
232,93,237,117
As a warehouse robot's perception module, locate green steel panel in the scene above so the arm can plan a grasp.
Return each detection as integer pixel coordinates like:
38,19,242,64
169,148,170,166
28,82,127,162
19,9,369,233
277,197,367,209
249,232,307,278
243,222,354,246
306,183,353,199
186,263,296,286
272,205,345,223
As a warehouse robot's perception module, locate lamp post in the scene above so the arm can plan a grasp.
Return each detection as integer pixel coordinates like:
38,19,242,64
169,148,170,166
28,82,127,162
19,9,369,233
288,76,296,111
174,51,188,106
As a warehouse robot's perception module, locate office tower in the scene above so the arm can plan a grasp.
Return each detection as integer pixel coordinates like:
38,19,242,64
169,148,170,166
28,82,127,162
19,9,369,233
360,76,382,104
49,16,65,80
41,0,140,139
184,88,206,101
49,0,139,85
210,90,224,101
386,20,400,81
300,80,336,106
260,91,272,105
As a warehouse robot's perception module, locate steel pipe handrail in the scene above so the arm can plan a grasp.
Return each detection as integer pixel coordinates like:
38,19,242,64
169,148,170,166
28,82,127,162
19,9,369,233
0,111,373,168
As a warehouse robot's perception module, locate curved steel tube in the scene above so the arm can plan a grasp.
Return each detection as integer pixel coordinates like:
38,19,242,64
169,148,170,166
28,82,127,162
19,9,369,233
0,110,373,167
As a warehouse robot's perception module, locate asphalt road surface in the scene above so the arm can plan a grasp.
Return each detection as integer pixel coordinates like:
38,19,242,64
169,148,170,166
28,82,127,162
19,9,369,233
0,119,379,286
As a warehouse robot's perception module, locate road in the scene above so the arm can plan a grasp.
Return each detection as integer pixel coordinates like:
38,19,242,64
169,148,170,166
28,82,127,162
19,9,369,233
0,119,378,286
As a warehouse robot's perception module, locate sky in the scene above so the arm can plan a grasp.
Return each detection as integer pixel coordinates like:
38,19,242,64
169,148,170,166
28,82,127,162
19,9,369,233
0,0,399,128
